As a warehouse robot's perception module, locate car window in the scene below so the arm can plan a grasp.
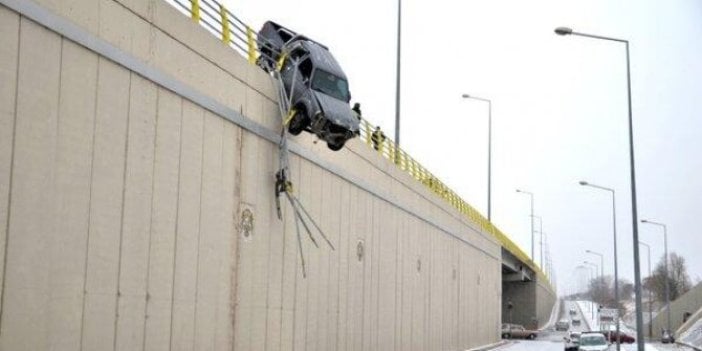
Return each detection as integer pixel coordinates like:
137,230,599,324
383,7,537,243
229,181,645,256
311,69,349,101
298,59,313,80
580,335,606,346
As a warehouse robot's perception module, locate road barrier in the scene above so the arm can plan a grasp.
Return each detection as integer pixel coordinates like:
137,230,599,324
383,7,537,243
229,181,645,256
165,0,552,288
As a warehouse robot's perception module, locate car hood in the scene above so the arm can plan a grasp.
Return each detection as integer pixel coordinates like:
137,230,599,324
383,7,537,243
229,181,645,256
313,91,359,132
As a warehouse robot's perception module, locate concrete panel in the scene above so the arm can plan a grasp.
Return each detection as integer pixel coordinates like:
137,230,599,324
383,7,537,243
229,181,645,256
0,17,62,351
213,121,239,350
114,73,157,351
170,100,204,351
47,39,98,351
0,4,19,317
193,112,224,351
81,58,131,351
143,88,182,351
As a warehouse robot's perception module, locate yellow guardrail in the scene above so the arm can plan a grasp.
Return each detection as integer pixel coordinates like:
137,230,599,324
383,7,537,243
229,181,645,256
164,0,553,289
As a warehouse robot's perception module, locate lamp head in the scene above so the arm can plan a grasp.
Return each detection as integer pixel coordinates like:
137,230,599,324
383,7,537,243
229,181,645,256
579,180,588,186
641,219,649,223
516,189,521,193
555,27,573,36
585,250,591,253
461,93,470,99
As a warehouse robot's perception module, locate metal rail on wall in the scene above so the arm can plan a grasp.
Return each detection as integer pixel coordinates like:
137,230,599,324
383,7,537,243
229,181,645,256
164,0,553,288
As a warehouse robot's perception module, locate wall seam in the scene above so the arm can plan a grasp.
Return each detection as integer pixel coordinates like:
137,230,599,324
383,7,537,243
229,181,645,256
112,71,133,351
78,52,102,351
167,96,185,351
0,9,21,336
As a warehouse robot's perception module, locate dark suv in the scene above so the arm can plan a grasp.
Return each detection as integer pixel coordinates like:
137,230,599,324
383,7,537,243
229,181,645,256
257,21,359,151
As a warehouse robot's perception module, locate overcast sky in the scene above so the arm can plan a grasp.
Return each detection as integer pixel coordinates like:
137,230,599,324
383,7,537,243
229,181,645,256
222,0,702,294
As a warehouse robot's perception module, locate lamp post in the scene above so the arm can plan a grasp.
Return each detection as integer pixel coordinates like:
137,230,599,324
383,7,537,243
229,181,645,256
557,26,643,351
639,240,653,338
584,261,599,280
461,94,492,221
516,189,535,261
641,219,671,335
586,250,605,278
533,215,544,269
394,0,402,153
578,181,620,350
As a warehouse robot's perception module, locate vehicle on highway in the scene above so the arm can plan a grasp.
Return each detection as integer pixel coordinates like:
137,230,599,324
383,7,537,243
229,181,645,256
256,21,359,151
569,308,577,316
577,332,610,351
556,320,570,331
501,323,539,339
564,331,581,351
661,329,676,343
571,317,581,326
603,330,635,344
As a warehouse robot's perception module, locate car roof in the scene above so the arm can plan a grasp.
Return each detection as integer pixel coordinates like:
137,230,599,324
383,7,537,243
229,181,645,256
299,41,347,79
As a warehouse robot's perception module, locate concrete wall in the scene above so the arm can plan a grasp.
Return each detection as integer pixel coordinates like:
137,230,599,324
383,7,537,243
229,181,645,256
649,282,702,335
501,277,556,329
0,0,507,350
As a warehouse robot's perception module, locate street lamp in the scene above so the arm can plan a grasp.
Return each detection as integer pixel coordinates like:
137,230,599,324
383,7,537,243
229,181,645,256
641,219,671,335
586,249,605,278
394,0,402,152
578,180,621,350
639,240,653,338
584,261,599,280
516,189,535,261
557,26,643,351
532,215,545,269
462,94,493,221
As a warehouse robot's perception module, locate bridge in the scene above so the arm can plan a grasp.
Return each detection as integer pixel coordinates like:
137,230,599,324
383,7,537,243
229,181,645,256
0,0,555,349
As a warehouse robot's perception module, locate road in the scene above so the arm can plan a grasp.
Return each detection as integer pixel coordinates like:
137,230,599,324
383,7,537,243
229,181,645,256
494,301,695,351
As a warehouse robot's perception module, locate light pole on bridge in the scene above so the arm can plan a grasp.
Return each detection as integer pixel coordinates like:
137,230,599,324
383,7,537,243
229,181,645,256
516,189,535,261
641,219,671,336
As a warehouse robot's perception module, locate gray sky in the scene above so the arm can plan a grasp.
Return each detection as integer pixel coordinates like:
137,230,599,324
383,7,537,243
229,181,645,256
224,0,702,294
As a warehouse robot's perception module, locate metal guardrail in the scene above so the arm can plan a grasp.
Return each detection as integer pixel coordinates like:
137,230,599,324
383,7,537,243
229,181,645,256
164,0,553,288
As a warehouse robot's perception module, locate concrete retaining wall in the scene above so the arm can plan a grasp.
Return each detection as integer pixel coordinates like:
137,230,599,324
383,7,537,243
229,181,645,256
0,0,506,350
649,282,702,336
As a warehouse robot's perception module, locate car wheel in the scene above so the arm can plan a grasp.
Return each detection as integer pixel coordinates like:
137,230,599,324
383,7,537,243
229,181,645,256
501,333,510,339
288,110,308,136
327,138,346,151
528,334,536,340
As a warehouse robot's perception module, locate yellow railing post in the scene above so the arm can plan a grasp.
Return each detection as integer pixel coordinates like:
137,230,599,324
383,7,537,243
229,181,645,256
246,26,257,64
191,0,200,22
220,5,230,44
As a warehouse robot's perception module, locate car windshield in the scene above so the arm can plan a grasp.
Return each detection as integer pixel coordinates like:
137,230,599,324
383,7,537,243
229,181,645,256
580,335,606,346
311,69,349,101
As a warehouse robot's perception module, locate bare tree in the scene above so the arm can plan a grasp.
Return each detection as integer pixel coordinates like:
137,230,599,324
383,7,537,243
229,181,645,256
643,252,691,302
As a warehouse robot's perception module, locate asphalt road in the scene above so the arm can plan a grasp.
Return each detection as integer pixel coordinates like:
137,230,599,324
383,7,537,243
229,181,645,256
494,301,695,351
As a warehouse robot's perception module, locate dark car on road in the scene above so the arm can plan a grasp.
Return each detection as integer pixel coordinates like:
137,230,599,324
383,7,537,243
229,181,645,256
604,330,635,344
556,320,570,331
256,21,359,151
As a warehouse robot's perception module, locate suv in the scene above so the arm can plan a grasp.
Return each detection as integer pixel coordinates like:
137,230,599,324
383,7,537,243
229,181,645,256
556,320,570,331
257,21,359,151
577,332,609,351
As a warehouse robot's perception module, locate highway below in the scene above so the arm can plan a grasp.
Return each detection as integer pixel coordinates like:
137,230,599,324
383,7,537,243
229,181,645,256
494,301,695,351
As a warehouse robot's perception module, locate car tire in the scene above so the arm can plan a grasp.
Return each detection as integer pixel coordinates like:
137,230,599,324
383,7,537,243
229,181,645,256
528,334,536,340
327,139,346,151
501,333,510,339
288,110,308,136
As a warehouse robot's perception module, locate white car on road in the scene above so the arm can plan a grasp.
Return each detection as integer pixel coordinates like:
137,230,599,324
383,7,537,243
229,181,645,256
577,333,609,351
